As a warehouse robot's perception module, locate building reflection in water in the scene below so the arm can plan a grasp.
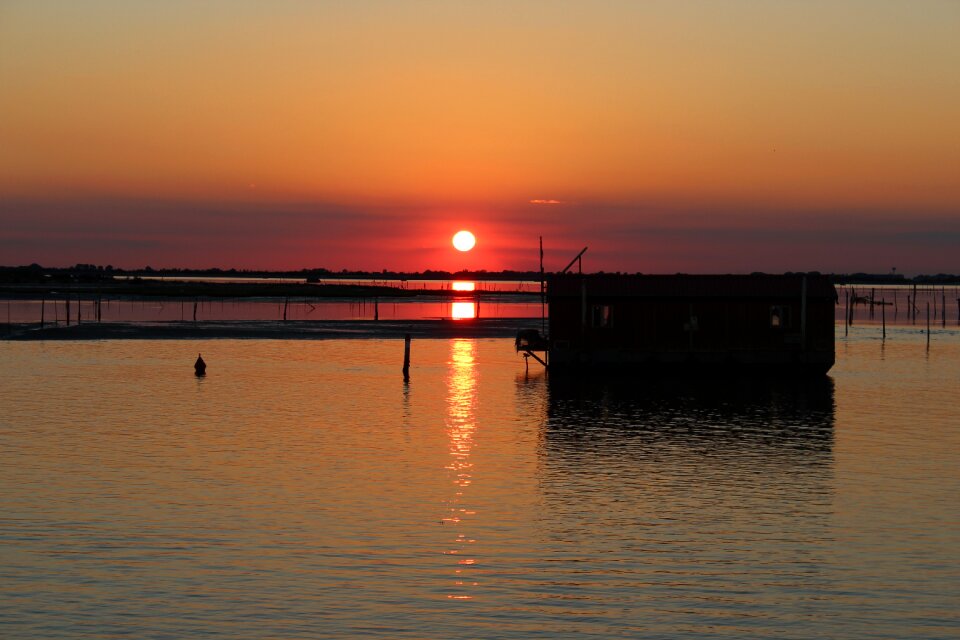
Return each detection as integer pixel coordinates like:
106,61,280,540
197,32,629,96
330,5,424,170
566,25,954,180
442,339,479,599
526,374,837,600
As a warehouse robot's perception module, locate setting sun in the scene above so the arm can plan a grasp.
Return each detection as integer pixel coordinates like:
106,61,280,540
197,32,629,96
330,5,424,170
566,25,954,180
452,230,476,252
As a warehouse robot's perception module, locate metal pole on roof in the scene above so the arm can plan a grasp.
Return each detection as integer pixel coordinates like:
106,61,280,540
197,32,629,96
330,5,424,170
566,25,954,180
539,236,545,335
801,275,807,350
560,247,588,275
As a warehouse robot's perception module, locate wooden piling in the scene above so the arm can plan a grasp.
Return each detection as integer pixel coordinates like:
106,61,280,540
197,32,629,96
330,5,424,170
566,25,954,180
283,297,289,322
374,297,379,321
40,298,45,328
65,297,70,326
927,302,931,348
943,289,947,328
882,298,886,340
193,300,198,323
402,334,411,379
845,289,849,336
912,283,917,322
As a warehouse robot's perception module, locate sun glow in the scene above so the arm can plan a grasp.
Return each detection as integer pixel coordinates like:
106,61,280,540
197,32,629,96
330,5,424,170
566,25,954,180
451,281,475,292
452,231,476,252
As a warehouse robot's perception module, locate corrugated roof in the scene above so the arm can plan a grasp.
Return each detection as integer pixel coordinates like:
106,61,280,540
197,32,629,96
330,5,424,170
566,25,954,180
547,273,836,299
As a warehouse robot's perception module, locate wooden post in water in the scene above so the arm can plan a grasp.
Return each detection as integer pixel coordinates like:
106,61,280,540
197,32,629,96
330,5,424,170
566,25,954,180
40,298,45,328
927,302,931,348
912,283,917,322
374,297,379,321
193,300,198,323
882,298,886,340
943,289,947,328
65,297,70,326
402,334,411,380
77,296,81,324
845,289,849,336
283,297,289,322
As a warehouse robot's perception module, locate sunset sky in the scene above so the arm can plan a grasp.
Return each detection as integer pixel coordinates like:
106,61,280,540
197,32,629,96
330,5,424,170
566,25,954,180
1,1,958,274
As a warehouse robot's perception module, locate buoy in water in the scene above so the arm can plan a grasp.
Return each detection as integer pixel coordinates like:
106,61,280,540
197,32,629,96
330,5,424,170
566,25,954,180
194,353,206,376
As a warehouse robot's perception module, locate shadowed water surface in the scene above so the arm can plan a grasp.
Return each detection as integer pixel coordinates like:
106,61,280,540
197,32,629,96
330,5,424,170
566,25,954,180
0,328,957,638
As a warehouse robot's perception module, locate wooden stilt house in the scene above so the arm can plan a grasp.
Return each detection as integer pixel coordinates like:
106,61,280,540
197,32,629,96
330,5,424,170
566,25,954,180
519,273,836,375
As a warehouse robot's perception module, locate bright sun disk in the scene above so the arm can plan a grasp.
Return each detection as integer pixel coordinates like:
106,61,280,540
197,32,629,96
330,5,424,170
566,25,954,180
452,230,476,252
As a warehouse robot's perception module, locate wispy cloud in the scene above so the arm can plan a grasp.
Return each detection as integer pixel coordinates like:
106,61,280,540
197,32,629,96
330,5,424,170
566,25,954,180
529,199,563,205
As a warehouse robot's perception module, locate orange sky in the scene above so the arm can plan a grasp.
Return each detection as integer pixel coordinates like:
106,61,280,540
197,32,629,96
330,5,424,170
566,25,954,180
1,1,958,273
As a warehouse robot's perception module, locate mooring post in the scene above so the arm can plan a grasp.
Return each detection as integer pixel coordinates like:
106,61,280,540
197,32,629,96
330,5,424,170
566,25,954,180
65,297,70,326
845,289,849,336
403,334,411,379
193,300,198,323
77,297,81,324
942,289,946,328
912,283,917,322
882,298,886,340
927,302,931,348
40,298,45,328
374,297,379,322
283,297,289,322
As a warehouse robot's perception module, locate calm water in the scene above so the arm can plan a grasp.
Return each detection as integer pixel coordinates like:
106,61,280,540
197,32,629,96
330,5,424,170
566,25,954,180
1,326,958,638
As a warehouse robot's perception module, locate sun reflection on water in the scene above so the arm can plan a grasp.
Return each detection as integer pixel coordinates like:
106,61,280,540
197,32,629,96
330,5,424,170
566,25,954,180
450,301,476,320
443,339,479,599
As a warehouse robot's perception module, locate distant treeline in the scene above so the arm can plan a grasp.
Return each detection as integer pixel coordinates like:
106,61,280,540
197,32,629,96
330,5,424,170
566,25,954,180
1,264,958,285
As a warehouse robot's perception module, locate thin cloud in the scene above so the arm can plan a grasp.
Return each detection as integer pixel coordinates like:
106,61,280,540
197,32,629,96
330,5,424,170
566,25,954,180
529,199,563,205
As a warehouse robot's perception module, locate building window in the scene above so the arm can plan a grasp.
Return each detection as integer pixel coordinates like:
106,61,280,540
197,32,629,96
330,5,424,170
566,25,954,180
770,305,788,328
591,304,612,328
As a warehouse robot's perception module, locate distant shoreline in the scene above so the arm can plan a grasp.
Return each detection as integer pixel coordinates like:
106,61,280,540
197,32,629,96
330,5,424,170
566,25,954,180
2,319,542,341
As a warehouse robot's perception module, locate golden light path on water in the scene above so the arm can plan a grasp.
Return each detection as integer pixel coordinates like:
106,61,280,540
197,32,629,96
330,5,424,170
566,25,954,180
0,330,958,637
443,340,479,599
